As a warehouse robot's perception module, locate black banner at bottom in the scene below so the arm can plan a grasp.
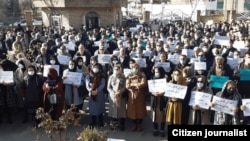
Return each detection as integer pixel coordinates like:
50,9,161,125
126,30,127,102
168,125,249,140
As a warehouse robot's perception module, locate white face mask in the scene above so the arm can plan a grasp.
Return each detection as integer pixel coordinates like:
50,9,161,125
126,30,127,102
69,65,74,70
197,82,204,88
28,71,35,76
78,62,83,66
113,70,119,75
155,73,160,78
112,60,118,64
164,48,169,52
173,75,179,81
91,61,96,65
50,60,56,65
132,68,138,73
18,64,24,69
93,68,99,73
156,47,162,52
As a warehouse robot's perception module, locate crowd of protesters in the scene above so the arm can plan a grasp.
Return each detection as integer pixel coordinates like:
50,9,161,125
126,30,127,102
0,19,250,138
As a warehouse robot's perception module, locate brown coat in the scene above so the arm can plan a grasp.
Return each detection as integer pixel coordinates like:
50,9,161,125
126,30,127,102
126,72,147,119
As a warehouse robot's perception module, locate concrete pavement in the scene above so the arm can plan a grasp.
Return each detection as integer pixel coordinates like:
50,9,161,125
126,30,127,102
0,100,168,141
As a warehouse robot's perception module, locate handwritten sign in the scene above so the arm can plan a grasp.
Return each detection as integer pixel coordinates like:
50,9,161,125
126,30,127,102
123,68,131,78
242,99,250,116
57,55,71,65
133,58,146,68
154,62,170,72
209,75,229,88
64,42,75,51
43,65,60,77
181,49,194,58
97,54,112,64
189,91,212,109
214,36,230,46
143,50,152,58
63,71,82,85
194,62,207,70
164,83,187,99
113,50,120,57
168,54,180,65
240,69,250,81
0,71,14,83
211,96,237,115
148,79,167,93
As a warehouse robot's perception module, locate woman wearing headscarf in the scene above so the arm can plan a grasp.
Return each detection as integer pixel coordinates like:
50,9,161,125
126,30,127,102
107,63,127,131
189,75,213,125
126,63,147,132
21,65,44,127
210,80,242,125
75,56,89,76
85,63,106,128
62,59,84,112
150,66,167,137
181,66,197,125
43,68,65,120
0,63,17,124
14,59,28,122
166,69,187,125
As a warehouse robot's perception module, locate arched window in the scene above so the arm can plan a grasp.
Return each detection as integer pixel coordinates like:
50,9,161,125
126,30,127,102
85,11,99,29
51,11,61,29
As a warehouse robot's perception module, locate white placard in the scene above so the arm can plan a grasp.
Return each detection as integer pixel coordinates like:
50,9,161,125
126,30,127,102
63,71,82,85
211,96,238,115
242,99,250,116
233,41,245,49
107,138,126,141
164,83,187,99
147,79,167,93
133,58,146,68
129,27,137,33
181,49,194,58
0,71,14,83
226,57,243,69
43,65,60,77
123,68,131,78
154,62,170,72
123,40,128,48
168,54,180,65
143,50,152,58
136,24,143,30
94,40,101,47
190,58,199,64
214,36,230,46
97,54,112,64
189,91,213,109
57,55,71,65
64,42,75,51
194,62,207,70
113,50,120,57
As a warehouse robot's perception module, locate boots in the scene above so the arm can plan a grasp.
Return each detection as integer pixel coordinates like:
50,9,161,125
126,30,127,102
98,114,104,127
119,118,125,131
132,123,137,131
137,124,143,132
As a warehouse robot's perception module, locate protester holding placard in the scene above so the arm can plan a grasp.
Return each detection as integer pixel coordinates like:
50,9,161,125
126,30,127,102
107,64,127,131
126,63,147,132
233,51,250,124
62,60,84,113
0,63,16,124
189,75,213,125
166,69,187,125
73,43,91,66
42,68,65,120
207,55,233,123
35,47,51,75
209,80,243,125
150,66,167,137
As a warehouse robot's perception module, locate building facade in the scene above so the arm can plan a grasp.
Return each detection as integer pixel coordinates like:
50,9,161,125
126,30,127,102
33,0,127,30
